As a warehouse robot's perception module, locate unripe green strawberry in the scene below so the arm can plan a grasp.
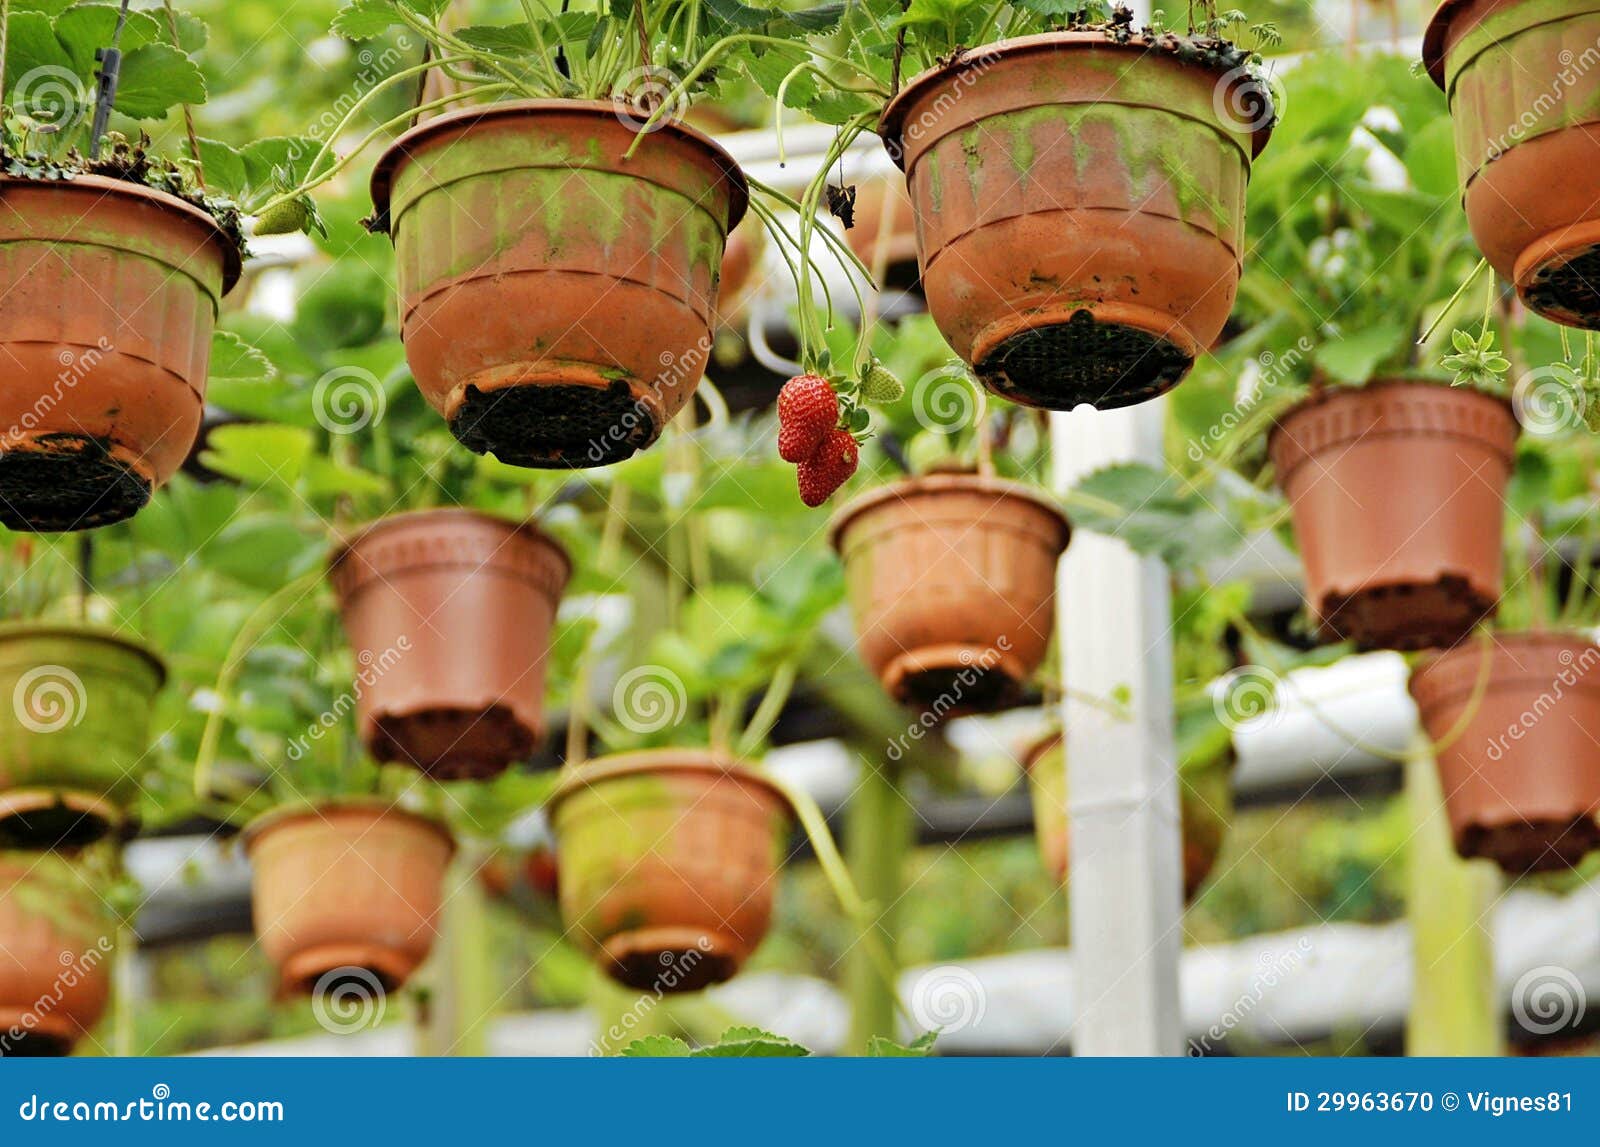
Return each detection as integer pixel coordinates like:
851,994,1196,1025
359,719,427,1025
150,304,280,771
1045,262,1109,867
254,199,310,236
859,362,905,403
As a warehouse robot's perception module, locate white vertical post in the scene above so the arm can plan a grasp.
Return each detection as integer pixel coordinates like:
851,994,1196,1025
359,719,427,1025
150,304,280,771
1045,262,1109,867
1051,400,1184,1056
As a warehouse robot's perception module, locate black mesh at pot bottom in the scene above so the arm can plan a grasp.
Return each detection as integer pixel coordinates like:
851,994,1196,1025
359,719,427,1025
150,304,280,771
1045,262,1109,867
1524,243,1600,327
0,438,150,532
975,311,1194,411
898,664,1020,717
611,949,735,993
1322,576,1496,653
1462,818,1600,875
449,381,660,469
0,805,116,851
371,705,530,782
0,1033,71,1057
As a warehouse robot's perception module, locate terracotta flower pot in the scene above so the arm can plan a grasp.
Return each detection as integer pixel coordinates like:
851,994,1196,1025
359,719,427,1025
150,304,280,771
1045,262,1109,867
714,219,764,329
1022,731,1232,901
1409,633,1600,873
0,175,238,532
244,802,455,996
550,750,791,992
0,856,113,1056
0,625,165,849
829,474,1070,713
329,509,570,781
879,33,1273,411
1425,1,1600,327
1269,383,1517,651
371,101,748,468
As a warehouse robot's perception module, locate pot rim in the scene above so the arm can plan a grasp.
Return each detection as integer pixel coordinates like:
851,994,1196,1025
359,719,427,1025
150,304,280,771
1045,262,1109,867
1,172,242,294
241,797,455,857
369,99,750,231
0,622,166,688
1423,0,1600,89
1410,630,1600,708
826,473,1071,555
1268,378,1518,456
327,507,573,585
1019,729,1062,773
547,749,792,818
879,31,1276,167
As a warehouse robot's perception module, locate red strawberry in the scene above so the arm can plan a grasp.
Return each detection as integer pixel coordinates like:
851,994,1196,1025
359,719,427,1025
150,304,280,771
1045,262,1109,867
777,373,839,462
797,427,859,507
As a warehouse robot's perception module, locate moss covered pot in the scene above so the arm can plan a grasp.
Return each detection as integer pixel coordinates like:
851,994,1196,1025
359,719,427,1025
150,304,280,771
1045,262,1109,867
1425,0,1600,328
244,801,455,997
879,32,1273,411
0,855,115,1057
0,625,165,849
370,101,748,469
1022,729,1233,902
0,175,238,532
550,750,791,992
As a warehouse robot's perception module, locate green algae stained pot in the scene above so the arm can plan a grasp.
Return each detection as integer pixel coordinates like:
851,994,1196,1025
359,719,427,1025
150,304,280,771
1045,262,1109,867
1021,729,1233,902
0,176,238,532
0,626,165,850
1425,1,1600,328
550,750,791,993
370,101,749,470
878,32,1274,411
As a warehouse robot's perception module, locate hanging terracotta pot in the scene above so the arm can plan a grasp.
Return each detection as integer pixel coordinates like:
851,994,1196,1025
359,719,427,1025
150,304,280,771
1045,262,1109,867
714,219,764,330
1022,730,1233,902
370,101,748,468
550,750,791,992
0,175,239,531
1409,633,1600,873
1425,1,1600,328
244,802,455,996
878,32,1273,410
0,856,113,1057
0,625,165,849
1269,382,1517,651
830,474,1070,713
329,509,570,781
